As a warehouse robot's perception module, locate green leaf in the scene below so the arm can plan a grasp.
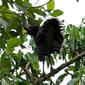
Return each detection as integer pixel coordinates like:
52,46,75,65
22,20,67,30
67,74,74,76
7,37,24,54
15,0,23,6
0,52,11,75
51,9,63,17
68,53,72,59
72,26,80,41
34,9,46,17
29,38,36,50
23,1,32,8
46,55,54,68
67,78,79,85
67,25,80,41
0,18,8,28
47,0,54,11
0,36,5,49
11,54,19,64
29,8,46,17
18,50,23,62
7,37,22,48
2,0,8,8
14,3,24,11
16,81,30,85
0,6,16,20
26,53,39,70
37,18,43,25
56,73,67,85
75,60,80,71
67,66,75,71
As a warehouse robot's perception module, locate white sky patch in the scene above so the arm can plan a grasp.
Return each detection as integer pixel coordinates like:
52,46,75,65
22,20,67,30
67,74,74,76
55,0,85,25
30,0,85,25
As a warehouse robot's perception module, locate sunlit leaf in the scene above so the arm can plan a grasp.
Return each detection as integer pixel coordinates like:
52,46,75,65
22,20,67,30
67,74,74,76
7,37,24,54
51,9,63,17
37,18,43,25
23,1,32,6
47,0,54,10
66,66,75,71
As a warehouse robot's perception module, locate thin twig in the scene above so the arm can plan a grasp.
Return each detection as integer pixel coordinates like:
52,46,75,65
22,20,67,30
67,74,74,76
34,0,39,6
2,62,26,78
2,66,19,77
34,0,51,7
23,0,51,8
48,79,56,85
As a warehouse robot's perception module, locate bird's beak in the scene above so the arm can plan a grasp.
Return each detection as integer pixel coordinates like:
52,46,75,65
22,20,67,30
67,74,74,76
22,27,28,34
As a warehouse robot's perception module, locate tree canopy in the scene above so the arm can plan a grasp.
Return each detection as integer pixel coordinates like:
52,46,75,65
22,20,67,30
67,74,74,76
0,0,85,85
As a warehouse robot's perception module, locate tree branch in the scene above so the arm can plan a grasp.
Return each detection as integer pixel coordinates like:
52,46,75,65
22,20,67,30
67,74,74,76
38,51,85,83
11,51,85,85
24,62,33,82
23,51,85,85
0,0,51,16
2,62,26,78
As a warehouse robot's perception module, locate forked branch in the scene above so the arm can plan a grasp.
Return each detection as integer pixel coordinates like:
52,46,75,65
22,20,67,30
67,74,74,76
25,51,85,84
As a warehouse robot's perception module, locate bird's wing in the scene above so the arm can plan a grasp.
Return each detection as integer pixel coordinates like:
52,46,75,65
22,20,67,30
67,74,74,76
45,26,56,46
35,27,47,45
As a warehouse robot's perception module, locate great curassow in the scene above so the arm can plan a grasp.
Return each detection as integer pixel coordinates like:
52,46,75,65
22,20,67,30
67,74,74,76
24,18,64,73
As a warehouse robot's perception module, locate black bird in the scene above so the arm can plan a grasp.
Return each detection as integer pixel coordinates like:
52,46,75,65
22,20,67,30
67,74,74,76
24,18,64,73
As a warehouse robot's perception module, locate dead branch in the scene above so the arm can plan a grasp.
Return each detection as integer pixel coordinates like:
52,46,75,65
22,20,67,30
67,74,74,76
24,62,33,82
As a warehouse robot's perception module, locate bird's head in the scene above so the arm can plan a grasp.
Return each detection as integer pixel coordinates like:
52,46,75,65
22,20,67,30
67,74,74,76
23,25,39,37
